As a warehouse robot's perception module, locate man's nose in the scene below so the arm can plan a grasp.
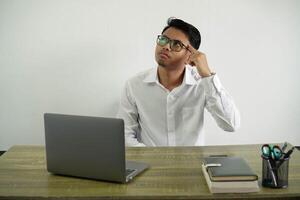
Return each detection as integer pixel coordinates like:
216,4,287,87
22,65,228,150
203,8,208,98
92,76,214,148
162,42,171,51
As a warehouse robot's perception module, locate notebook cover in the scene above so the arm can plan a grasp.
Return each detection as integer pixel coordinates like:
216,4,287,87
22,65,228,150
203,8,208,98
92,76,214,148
201,164,260,193
203,157,258,181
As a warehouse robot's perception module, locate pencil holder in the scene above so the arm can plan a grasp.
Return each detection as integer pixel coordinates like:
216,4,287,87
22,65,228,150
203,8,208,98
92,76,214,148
262,156,289,188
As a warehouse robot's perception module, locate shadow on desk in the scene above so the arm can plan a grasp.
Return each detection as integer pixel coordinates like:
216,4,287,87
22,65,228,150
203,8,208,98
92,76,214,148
0,151,6,156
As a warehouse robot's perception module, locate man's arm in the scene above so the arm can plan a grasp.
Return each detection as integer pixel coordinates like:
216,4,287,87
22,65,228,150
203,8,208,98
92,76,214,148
117,81,146,146
202,75,240,131
187,46,240,131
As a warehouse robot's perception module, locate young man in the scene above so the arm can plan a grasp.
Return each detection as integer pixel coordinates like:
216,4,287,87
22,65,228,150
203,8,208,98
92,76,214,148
117,18,240,146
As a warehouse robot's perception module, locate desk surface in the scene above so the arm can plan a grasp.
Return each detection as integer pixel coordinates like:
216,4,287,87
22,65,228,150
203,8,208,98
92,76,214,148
0,144,299,200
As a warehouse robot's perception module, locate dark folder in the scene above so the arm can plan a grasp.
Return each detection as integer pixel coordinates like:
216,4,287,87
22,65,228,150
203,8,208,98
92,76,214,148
203,157,258,182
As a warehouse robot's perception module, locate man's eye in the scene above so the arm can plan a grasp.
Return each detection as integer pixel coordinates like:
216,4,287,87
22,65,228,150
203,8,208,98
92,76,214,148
162,38,168,43
172,41,182,48
159,36,168,44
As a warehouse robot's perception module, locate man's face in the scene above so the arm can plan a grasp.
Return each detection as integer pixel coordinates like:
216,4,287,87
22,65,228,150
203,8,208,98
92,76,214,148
155,27,191,69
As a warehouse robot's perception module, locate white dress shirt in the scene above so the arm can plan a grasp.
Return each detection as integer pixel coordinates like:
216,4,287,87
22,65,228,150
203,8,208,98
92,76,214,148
117,66,240,146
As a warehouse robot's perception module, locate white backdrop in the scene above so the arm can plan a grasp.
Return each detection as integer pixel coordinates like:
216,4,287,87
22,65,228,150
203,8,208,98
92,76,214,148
1,0,299,150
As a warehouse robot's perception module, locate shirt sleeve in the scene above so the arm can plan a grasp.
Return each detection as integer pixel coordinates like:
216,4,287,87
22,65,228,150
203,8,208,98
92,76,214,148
202,74,240,132
117,81,146,147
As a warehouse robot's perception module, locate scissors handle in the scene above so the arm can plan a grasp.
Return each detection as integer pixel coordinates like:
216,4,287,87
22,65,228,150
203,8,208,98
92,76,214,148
261,144,282,160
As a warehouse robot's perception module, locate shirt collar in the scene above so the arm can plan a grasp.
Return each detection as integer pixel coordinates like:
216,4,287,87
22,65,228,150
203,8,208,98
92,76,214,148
143,66,199,85
143,67,159,83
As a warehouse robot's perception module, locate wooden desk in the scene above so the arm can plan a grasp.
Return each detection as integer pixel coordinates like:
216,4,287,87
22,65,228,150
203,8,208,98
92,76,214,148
0,144,299,199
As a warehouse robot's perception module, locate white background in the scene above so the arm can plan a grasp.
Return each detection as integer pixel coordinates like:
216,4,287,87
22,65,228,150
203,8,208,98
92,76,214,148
1,0,299,150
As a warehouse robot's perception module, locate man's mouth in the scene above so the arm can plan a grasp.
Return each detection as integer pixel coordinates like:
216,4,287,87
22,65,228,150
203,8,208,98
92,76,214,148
159,52,170,59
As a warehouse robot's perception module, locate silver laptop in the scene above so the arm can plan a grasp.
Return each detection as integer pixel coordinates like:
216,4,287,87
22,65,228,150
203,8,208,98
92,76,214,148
44,113,149,183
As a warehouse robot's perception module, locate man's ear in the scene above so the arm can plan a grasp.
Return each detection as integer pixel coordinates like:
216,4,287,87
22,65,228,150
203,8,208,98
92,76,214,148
185,54,191,65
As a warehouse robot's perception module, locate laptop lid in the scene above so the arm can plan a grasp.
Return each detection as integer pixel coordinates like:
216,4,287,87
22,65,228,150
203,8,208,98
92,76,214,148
44,113,127,183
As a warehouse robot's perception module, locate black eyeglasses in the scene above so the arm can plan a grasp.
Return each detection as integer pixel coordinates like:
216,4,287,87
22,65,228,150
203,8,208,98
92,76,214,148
156,35,191,52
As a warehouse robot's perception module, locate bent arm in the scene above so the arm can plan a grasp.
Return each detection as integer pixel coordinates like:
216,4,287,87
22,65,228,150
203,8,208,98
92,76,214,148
203,74,240,131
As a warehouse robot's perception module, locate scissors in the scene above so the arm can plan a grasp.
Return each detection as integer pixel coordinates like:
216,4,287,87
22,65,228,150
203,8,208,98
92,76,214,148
261,144,283,161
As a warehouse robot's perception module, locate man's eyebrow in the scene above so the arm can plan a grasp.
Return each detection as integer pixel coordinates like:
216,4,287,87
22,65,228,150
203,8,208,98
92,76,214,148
162,34,190,46
163,35,182,42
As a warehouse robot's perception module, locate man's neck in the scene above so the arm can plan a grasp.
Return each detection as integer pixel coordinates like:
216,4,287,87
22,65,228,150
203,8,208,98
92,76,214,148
157,65,185,92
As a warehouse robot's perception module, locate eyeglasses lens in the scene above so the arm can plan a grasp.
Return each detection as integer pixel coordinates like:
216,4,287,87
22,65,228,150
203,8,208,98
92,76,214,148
170,40,182,52
157,36,183,52
157,36,168,46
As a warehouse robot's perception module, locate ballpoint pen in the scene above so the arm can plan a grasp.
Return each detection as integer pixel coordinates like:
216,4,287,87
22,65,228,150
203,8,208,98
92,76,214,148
281,142,288,153
277,146,295,169
283,147,295,159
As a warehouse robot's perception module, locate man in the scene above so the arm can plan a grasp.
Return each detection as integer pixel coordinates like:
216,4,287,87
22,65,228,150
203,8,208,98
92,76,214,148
117,18,240,146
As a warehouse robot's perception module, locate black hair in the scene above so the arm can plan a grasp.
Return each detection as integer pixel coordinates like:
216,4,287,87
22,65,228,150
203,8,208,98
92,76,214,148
162,18,201,50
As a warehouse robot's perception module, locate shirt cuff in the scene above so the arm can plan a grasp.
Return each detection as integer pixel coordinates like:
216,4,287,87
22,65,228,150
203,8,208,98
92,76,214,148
201,74,223,94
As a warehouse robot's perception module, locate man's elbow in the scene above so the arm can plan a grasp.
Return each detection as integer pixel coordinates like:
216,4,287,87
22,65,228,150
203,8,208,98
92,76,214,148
224,112,241,132
224,124,239,132
225,120,240,132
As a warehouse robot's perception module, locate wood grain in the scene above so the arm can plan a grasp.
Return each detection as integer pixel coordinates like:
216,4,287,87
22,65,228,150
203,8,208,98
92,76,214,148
0,144,299,200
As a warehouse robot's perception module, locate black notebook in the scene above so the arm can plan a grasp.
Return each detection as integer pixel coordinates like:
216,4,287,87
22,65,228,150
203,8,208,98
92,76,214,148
203,156,258,182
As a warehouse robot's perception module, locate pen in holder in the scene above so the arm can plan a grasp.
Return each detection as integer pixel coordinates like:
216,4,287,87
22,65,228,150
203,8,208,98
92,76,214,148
262,155,289,188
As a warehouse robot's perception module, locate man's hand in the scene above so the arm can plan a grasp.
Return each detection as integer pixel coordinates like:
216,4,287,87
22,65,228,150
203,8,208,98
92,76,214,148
187,45,213,77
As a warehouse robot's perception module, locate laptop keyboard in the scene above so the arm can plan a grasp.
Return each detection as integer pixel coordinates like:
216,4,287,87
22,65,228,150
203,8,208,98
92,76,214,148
126,169,136,176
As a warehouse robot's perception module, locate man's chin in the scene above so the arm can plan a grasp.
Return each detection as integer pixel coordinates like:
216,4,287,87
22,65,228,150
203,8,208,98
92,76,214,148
157,60,167,67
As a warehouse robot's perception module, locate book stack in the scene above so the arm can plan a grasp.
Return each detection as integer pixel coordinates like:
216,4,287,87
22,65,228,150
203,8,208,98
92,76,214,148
202,156,260,193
